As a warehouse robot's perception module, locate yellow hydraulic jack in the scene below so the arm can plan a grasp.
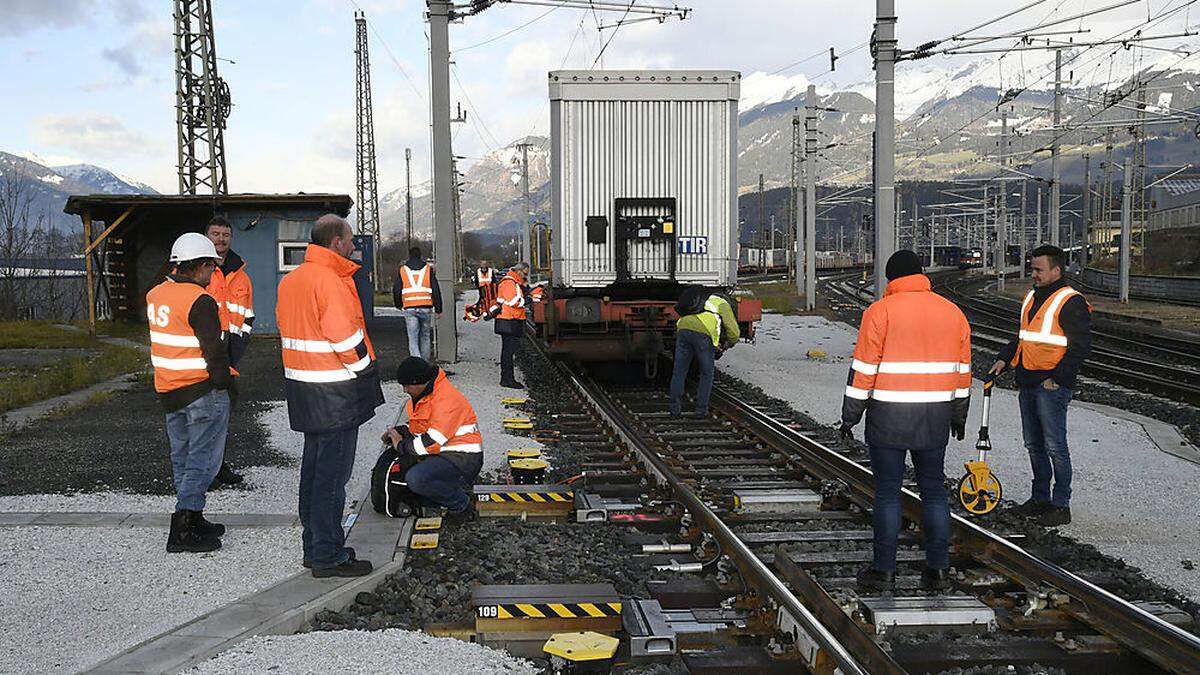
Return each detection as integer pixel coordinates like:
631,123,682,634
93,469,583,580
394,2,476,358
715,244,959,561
958,377,1003,516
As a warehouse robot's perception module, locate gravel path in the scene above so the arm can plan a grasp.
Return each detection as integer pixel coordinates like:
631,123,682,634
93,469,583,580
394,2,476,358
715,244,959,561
189,629,536,674
0,525,300,674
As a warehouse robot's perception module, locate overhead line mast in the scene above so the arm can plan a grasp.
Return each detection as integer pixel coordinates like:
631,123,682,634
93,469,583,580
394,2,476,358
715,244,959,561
174,0,231,195
355,12,383,289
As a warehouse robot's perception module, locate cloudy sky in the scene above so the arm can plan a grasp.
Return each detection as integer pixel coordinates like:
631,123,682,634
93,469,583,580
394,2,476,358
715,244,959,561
0,1,1190,195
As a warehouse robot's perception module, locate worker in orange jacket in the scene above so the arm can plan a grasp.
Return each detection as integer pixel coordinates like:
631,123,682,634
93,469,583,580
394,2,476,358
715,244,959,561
146,233,234,554
277,214,383,578
840,250,972,593
382,356,483,524
482,262,529,388
204,215,254,487
470,259,499,318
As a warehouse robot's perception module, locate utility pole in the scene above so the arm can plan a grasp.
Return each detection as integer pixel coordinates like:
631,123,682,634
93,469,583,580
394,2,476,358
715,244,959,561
997,112,1008,291
873,0,897,299
1133,86,1148,269
803,84,817,308
1036,188,1043,245
174,0,230,195
1101,127,1115,250
428,0,456,363
354,12,382,290
1019,179,1027,278
982,183,990,273
1120,160,1132,302
1050,48,1063,247
1081,153,1090,270
516,141,534,264
405,148,413,248
757,173,765,258
789,110,801,285
452,156,464,283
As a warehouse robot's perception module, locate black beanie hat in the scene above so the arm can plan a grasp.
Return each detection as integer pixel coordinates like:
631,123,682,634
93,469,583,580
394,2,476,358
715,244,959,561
885,249,923,281
396,356,437,385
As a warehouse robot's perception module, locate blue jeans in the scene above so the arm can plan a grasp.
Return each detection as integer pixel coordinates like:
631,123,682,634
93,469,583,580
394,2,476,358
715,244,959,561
405,455,480,512
669,330,715,416
868,445,950,572
1018,384,1073,507
401,307,434,360
166,389,230,512
299,427,359,568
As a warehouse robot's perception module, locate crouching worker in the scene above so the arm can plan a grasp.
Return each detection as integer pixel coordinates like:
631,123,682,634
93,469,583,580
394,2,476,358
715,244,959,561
382,357,482,524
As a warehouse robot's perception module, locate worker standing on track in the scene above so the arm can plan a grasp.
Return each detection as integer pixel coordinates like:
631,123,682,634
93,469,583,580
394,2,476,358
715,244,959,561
393,246,442,361
483,262,530,389
146,233,234,553
841,250,972,593
204,215,253,488
988,244,1091,527
381,356,482,524
278,214,384,578
471,259,498,319
669,286,740,418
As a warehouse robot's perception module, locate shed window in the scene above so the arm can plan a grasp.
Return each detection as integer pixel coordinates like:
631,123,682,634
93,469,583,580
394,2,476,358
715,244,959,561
278,242,308,271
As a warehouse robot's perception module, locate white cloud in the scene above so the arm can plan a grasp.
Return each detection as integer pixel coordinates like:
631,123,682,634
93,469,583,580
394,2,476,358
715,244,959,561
33,113,165,161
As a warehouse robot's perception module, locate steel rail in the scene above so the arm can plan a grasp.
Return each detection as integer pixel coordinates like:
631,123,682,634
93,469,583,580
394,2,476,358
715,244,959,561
712,387,1200,673
546,357,872,675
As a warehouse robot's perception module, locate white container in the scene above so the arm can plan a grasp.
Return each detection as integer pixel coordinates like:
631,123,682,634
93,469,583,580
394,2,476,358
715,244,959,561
549,70,740,289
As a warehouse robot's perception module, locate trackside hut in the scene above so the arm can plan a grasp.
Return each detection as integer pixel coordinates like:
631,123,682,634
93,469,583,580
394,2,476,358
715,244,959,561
63,193,361,335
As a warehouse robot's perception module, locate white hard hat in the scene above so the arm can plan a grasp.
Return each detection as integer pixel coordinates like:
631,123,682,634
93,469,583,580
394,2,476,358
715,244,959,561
169,232,219,263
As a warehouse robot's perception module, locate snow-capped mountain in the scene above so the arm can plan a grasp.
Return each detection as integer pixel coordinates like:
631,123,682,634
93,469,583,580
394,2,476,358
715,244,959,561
53,164,158,195
0,151,158,231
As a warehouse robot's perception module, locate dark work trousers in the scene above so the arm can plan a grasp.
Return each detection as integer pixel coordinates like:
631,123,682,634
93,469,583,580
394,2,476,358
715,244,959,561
500,333,521,383
299,427,359,569
868,445,950,572
669,329,715,416
405,453,483,512
1018,384,1073,507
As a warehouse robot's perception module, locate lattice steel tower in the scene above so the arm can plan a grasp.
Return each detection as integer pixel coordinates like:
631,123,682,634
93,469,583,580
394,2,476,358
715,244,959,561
354,13,381,243
174,0,230,195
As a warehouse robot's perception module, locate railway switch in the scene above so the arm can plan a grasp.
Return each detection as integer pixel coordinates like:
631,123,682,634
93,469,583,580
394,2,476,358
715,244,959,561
731,488,822,514
473,584,623,638
860,596,997,634
475,485,574,518
623,599,677,658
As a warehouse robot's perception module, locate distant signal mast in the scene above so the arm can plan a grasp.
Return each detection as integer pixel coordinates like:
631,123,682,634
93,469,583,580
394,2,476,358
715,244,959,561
355,11,382,288
173,0,231,195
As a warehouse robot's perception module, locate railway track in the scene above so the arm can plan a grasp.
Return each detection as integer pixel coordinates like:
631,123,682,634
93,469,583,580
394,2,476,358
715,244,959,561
935,274,1200,406
527,335,1200,673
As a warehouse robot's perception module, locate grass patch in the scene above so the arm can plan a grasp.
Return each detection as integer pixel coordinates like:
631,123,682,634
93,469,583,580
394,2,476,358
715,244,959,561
0,343,146,414
70,320,151,344
0,321,98,349
741,281,806,315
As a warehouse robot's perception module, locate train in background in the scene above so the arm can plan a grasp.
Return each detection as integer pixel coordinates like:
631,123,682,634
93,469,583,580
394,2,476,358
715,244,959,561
531,70,761,375
737,247,872,275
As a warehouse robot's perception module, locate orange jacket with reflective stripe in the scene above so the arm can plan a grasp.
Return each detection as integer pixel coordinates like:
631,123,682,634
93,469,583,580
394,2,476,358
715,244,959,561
277,244,383,432
146,279,216,393
404,369,482,459
491,271,526,321
1010,286,1087,371
207,254,254,337
399,263,434,308
841,274,972,449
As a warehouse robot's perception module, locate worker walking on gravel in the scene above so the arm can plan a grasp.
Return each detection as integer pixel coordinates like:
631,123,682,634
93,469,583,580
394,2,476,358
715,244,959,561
204,215,254,488
841,250,972,593
393,246,442,361
278,214,384,578
481,262,530,389
470,259,498,319
669,286,740,418
381,356,483,524
146,233,235,553
988,244,1091,527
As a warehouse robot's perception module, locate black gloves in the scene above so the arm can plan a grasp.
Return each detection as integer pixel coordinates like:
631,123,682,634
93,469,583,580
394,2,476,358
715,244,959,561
839,422,854,443
951,419,966,441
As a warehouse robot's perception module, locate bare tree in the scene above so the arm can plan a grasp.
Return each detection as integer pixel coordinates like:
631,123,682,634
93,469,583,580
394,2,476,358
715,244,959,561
0,169,82,321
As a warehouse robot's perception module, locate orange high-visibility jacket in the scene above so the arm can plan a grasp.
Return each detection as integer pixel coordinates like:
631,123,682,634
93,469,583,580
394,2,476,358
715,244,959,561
403,369,483,460
474,267,498,308
1009,286,1087,371
277,244,383,433
490,270,527,321
399,263,434,309
207,251,255,338
145,278,230,394
841,273,972,449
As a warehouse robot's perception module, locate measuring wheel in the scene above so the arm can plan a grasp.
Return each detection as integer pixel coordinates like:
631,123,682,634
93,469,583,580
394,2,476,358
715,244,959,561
957,469,1002,516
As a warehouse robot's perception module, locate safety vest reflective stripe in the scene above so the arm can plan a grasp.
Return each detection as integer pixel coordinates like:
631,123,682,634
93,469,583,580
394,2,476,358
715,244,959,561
455,424,478,436
151,355,208,370
284,366,355,383
843,385,969,402
150,331,200,348
443,442,482,453
1018,329,1068,346
401,265,434,308
478,269,493,284
1012,287,1082,370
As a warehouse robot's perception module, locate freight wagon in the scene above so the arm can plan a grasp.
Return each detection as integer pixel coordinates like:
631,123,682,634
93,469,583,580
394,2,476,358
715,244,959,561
532,70,761,373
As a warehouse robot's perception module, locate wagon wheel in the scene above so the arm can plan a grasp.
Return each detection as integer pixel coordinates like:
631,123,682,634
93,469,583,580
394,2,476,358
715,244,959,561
958,471,1002,516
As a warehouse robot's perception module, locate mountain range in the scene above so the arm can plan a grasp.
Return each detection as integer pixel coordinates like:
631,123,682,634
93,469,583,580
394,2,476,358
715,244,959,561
0,151,158,232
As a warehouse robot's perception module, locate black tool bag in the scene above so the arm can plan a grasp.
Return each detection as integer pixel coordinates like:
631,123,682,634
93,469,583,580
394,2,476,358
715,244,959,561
370,444,421,518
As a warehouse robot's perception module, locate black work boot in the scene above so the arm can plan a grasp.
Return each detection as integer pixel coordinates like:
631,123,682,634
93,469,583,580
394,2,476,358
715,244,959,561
856,566,896,592
921,568,951,592
1011,498,1051,518
166,510,221,553
444,500,478,526
303,546,355,570
1038,506,1071,527
312,557,373,578
197,511,225,538
210,461,244,489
